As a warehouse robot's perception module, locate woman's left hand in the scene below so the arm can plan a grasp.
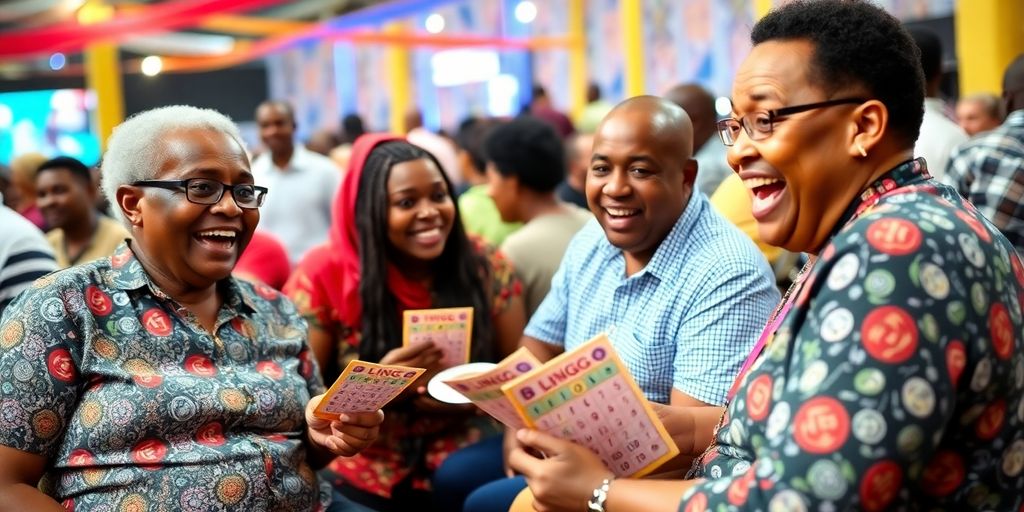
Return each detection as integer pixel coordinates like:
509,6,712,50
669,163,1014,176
508,429,614,512
305,394,384,457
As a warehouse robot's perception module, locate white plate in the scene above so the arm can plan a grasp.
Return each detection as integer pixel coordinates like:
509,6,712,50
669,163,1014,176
427,362,498,404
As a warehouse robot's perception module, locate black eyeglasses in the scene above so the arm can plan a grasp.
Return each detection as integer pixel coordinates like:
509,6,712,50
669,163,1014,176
132,178,268,209
717,98,868,146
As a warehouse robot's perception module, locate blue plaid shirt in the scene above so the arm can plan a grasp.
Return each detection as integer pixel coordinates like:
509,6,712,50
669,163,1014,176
525,192,779,405
943,109,1024,253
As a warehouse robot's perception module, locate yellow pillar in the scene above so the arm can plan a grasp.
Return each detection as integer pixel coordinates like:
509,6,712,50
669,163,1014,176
620,0,645,98
753,0,773,19
568,0,587,120
81,1,124,150
955,0,1024,95
386,22,412,134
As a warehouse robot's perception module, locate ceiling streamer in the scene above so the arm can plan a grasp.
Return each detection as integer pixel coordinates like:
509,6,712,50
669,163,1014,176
0,0,291,58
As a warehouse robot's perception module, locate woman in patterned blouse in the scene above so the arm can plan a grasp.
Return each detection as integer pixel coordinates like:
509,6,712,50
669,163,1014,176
0,106,384,511
284,135,526,510
506,1,1024,511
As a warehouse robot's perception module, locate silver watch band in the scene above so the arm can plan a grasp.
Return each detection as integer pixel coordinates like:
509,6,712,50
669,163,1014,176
587,478,613,512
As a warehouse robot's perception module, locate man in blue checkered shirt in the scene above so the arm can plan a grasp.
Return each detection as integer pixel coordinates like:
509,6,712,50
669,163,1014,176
944,54,1024,255
442,96,779,512
521,96,778,407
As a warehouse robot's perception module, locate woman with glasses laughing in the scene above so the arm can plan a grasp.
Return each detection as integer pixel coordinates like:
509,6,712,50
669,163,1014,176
506,1,1024,511
0,105,383,512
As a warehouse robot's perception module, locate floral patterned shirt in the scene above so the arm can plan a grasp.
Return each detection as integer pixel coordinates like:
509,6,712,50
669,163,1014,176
681,159,1024,511
286,241,521,498
0,243,331,511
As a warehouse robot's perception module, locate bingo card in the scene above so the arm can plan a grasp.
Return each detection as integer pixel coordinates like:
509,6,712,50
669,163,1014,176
403,307,473,369
502,334,679,478
442,347,542,429
313,359,425,420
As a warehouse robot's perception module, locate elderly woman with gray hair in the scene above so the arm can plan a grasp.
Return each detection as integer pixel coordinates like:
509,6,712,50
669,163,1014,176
0,106,383,512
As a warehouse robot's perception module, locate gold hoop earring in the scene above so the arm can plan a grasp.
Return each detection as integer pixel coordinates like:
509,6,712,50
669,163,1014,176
856,142,868,158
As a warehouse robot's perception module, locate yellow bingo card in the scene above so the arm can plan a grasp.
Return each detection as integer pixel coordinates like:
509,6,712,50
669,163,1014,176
313,360,425,420
501,334,679,478
403,307,473,368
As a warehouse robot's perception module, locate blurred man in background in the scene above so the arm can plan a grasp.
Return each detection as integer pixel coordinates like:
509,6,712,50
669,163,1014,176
35,156,128,268
956,92,1004,136
252,100,340,264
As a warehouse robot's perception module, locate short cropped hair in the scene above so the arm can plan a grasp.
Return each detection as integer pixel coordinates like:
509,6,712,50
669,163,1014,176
751,0,925,148
963,93,1002,120
907,27,943,82
454,117,499,176
102,105,245,223
256,100,295,123
37,156,92,185
484,116,565,193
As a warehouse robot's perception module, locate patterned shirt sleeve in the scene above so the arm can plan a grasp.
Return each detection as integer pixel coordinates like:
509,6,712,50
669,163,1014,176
264,285,327,397
0,277,84,459
679,212,970,511
673,257,778,405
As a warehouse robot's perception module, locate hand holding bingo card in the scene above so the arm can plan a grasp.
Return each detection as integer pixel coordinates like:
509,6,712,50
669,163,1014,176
314,359,425,420
403,307,473,369
442,347,542,429
501,334,679,478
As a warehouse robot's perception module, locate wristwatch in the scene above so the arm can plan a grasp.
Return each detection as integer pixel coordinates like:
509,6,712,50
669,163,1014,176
587,478,613,512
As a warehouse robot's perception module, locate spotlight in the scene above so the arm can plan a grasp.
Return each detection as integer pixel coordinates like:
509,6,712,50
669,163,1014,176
49,53,66,71
425,13,445,34
141,56,163,77
515,1,537,24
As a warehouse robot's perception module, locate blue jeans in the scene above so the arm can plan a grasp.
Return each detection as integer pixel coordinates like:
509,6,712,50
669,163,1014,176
432,435,524,511
463,476,527,512
328,490,379,512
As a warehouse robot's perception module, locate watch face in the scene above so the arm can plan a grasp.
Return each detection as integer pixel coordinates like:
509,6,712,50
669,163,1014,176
588,479,611,511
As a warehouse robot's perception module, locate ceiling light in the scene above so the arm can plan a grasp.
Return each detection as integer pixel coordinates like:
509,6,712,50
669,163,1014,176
515,1,537,24
49,53,66,71
141,56,163,77
425,13,445,34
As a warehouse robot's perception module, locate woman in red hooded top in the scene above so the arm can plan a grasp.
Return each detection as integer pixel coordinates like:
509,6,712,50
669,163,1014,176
285,135,526,510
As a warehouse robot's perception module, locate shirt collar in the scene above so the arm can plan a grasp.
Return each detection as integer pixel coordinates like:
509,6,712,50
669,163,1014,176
597,190,702,281
831,157,931,238
260,144,306,172
645,190,702,279
107,241,257,315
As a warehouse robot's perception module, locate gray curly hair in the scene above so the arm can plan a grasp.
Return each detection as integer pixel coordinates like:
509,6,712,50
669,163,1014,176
101,105,245,224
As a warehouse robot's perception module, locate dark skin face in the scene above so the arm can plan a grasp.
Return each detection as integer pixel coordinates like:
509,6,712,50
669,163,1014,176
588,99,697,274
35,168,96,232
728,39,901,253
256,104,296,157
117,128,259,295
485,162,518,223
385,158,456,277
956,99,1001,136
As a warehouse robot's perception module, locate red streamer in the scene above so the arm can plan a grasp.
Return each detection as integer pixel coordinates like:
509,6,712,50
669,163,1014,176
0,0,291,58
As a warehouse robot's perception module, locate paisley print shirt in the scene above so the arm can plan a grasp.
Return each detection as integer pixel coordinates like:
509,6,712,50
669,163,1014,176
681,159,1024,511
0,243,331,511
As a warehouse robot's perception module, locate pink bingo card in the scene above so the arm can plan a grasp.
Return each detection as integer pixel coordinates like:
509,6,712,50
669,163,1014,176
442,347,543,429
403,307,473,369
313,359,425,420
501,334,679,478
